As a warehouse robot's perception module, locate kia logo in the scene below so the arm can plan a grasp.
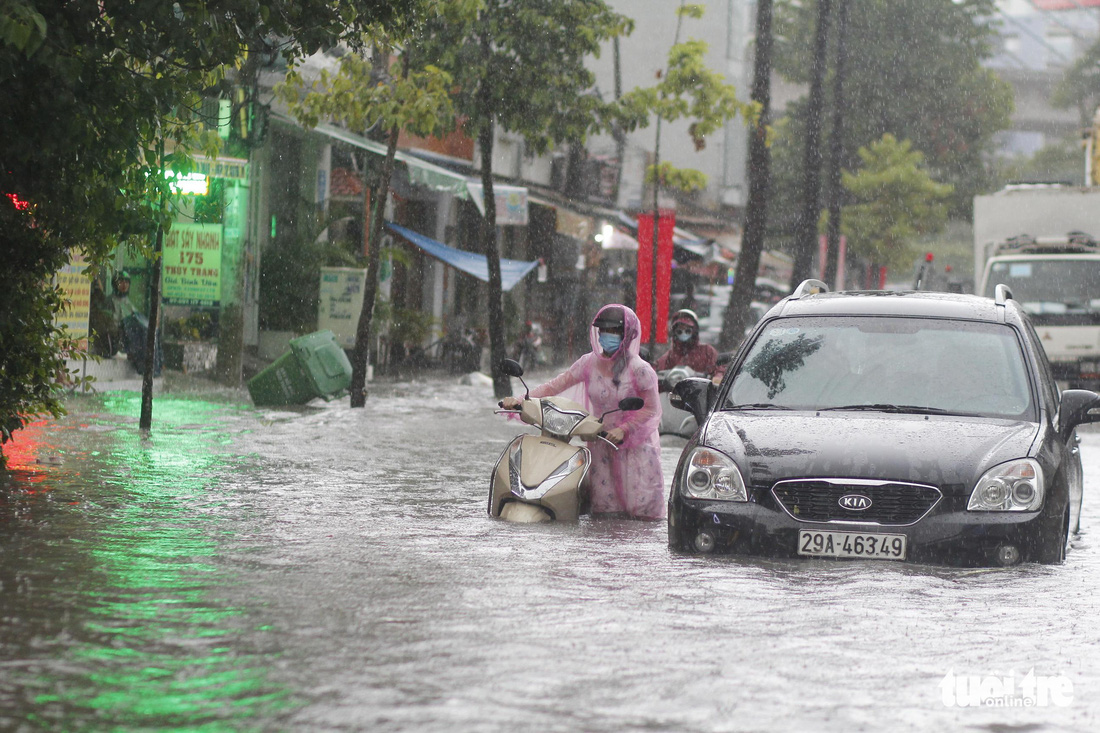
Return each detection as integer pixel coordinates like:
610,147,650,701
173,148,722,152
838,494,872,511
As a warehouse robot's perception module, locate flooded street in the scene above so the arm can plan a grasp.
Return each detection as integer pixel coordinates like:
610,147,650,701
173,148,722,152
2,376,1099,732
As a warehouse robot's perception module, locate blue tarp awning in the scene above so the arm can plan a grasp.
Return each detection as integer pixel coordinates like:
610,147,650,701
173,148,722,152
385,221,539,291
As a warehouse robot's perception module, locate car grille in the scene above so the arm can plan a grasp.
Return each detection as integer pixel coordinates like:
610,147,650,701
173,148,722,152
771,479,942,525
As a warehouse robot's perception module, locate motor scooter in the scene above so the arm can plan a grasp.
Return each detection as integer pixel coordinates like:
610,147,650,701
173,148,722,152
489,359,644,523
513,321,544,372
657,365,703,437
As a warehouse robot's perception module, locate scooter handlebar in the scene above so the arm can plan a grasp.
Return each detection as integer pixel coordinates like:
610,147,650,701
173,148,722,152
596,430,620,451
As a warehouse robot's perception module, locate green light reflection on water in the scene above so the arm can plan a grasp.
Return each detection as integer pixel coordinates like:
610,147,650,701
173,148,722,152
34,391,296,729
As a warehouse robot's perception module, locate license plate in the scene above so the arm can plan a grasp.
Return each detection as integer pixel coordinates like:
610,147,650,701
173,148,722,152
798,530,907,560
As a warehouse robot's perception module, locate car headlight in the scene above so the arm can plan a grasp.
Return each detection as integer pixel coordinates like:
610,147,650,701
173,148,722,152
541,403,585,437
967,459,1044,511
681,446,747,501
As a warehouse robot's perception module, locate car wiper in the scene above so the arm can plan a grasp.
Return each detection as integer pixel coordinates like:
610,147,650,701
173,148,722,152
818,403,955,415
724,402,794,410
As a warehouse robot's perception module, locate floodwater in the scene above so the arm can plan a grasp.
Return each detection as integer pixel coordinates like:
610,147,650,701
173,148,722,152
2,375,1099,732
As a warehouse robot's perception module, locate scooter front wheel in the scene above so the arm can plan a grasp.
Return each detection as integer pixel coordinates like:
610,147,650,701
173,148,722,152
500,502,552,523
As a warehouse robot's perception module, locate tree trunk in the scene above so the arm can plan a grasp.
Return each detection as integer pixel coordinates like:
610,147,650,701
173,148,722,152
719,0,774,351
480,120,510,398
139,146,167,430
823,0,850,290
790,0,832,289
139,209,164,430
349,124,399,407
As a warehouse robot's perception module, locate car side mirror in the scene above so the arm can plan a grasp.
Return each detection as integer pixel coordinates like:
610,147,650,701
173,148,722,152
1060,389,1100,439
670,377,716,425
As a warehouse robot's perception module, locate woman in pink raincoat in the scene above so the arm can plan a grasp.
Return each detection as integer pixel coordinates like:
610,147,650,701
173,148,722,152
502,304,666,520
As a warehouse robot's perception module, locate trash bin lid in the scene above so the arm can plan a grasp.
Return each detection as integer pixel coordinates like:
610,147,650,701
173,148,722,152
290,330,352,396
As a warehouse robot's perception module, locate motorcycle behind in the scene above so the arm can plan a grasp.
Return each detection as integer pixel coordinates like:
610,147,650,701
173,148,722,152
513,321,544,372
657,365,702,437
489,359,644,523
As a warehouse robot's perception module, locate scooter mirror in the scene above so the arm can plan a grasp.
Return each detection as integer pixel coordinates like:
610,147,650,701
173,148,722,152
500,358,524,377
618,397,644,412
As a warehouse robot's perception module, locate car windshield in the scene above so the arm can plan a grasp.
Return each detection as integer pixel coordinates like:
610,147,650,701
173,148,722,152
983,259,1100,313
723,316,1035,419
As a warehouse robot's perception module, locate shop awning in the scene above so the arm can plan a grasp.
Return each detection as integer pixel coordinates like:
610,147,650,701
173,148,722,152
273,112,471,198
313,121,471,198
385,221,538,291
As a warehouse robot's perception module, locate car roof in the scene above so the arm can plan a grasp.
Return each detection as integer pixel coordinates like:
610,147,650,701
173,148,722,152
767,289,1016,324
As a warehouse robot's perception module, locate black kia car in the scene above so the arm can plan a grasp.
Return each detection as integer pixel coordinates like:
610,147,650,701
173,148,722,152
668,281,1100,566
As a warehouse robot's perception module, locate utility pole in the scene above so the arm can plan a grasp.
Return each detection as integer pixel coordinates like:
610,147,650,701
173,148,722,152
790,0,833,288
823,0,850,289
719,0,775,349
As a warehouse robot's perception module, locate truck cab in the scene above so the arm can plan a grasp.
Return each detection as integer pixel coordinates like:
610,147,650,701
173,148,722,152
979,232,1100,388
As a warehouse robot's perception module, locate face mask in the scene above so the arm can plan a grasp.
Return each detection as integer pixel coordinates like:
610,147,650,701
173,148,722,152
676,330,693,343
598,332,622,354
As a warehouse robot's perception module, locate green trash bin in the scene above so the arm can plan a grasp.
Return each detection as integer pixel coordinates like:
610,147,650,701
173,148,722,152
248,330,353,406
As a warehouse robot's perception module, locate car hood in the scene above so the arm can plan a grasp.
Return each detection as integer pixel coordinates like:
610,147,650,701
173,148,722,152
703,411,1039,494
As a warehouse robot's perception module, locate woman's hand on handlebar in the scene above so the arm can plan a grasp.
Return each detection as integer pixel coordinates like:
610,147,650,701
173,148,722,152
500,396,522,410
602,427,625,446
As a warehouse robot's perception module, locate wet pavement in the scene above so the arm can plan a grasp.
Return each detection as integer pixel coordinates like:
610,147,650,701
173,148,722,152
1,375,1099,731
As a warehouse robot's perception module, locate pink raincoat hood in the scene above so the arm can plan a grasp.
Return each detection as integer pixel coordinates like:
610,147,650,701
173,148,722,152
590,303,642,377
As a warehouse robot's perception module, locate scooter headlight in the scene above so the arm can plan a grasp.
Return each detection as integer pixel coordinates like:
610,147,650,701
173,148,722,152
968,459,1044,511
548,451,587,481
541,403,585,438
681,447,747,501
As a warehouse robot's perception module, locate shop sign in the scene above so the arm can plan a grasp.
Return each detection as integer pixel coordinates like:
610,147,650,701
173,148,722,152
467,183,529,226
193,156,249,181
55,252,90,343
162,223,222,306
555,208,595,241
318,267,366,349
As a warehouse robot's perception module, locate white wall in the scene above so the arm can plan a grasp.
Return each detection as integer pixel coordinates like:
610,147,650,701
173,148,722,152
588,0,753,210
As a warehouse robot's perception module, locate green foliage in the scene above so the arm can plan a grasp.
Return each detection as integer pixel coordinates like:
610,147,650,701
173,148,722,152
771,0,1012,216
0,249,91,465
992,138,1085,187
1,0,416,448
276,52,455,141
617,4,755,194
839,134,954,269
1053,40,1100,117
646,162,708,192
0,0,46,56
389,307,436,345
419,0,635,154
165,311,216,342
259,204,359,334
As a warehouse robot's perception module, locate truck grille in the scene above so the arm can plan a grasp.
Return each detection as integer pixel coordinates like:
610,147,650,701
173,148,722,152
771,479,941,525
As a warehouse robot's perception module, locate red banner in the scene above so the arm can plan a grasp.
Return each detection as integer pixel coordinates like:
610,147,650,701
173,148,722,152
635,210,675,344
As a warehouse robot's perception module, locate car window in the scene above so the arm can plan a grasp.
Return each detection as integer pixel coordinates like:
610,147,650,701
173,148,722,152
984,259,1100,312
1020,315,1059,411
723,316,1035,419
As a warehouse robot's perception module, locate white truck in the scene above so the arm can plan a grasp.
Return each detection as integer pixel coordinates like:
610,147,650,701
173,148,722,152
974,185,1100,388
